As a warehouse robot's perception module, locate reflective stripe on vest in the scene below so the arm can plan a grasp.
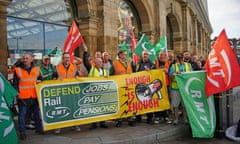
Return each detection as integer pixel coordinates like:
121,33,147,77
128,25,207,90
15,67,40,99
171,63,191,89
56,63,76,79
40,65,54,80
113,60,132,75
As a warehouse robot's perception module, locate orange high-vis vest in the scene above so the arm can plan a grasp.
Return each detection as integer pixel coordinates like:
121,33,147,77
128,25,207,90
15,66,40,99
113,60,132,75
56,63,76,79
155,59,170,86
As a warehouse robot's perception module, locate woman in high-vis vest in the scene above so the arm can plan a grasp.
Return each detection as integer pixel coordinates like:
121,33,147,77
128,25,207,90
169,53,192,125
13,53,44,140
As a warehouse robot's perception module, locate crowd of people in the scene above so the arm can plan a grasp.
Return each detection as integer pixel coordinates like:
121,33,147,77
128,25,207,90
9,44,206,140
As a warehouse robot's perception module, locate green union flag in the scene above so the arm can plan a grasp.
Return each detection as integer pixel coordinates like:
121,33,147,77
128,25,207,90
153,36,167,55
175,71,216,138
0,74,18,144
0,74,17,107
134,34,156,61
120,43,131,60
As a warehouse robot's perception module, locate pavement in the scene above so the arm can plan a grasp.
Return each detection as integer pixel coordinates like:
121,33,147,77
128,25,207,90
16,87,240,144
18,117,191,144
17,115,237,144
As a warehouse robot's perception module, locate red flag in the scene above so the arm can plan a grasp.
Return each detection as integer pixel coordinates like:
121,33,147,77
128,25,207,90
205,29,240,96
131,29,140,64
63,21,84,63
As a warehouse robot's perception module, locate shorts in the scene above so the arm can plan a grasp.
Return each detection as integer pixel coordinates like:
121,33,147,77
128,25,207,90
171,90,184,108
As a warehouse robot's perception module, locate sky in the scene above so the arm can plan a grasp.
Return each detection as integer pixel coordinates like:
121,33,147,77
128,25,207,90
208,0,240,39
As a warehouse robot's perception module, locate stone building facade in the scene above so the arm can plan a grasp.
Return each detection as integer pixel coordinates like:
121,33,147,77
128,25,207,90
0,0,212,76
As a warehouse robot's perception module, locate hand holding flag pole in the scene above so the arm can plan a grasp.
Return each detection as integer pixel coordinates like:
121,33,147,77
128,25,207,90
63,21,84,64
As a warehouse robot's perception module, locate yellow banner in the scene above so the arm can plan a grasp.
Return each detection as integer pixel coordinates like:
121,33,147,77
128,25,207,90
36,69,170,131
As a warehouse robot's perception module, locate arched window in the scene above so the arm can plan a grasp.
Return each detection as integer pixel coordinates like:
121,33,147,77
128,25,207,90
118,0,141,54
7,0,75,64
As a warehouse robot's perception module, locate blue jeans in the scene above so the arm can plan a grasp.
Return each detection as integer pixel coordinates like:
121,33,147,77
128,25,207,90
18,98,42,133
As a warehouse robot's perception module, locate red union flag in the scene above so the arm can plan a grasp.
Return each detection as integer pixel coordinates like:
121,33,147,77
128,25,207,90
131,29,140,64
63,21,84,63
205,29,240,96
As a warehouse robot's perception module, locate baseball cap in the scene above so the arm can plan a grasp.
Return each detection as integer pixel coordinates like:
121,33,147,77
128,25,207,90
43,55,50,59
176,53,183,59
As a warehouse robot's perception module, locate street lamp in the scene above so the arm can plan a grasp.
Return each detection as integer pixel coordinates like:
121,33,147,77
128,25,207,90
12,36,22,53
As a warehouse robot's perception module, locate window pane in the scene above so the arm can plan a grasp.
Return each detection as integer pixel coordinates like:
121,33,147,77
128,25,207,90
7,17,44,58
118,0,139,53
7,0,74,65
7,0,73,25
45,24,68,50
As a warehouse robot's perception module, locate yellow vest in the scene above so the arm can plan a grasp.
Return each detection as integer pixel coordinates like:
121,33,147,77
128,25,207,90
88,66,108,77
171,62,191,89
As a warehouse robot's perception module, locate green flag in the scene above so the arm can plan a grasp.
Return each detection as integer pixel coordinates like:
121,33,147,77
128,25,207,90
134,34,156,61
120,43,131,60
175,71,216,138
0,74,17,107
153,36,167,55
0,74,18,144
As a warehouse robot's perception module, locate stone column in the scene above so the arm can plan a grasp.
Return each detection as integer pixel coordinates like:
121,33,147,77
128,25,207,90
181,2,188,52
0,0,11,77
99,0,118,59
77,17,99,55
77,0,118,59
191,15,197,55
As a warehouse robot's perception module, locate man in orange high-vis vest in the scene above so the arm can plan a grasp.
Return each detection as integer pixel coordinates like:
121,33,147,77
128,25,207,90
113,50,136,127
113,50,132,75
13,53,44,140
56,52,79,79
54,52,81,134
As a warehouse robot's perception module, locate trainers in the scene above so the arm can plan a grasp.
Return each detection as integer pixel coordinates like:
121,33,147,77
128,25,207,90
154,117,160,124
54,128,61,134
173,119,178,125
74,126,81,132
164,117,169,121
25,124,35,129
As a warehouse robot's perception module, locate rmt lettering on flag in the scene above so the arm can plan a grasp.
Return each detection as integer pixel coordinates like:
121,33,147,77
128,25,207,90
205,29,240,96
